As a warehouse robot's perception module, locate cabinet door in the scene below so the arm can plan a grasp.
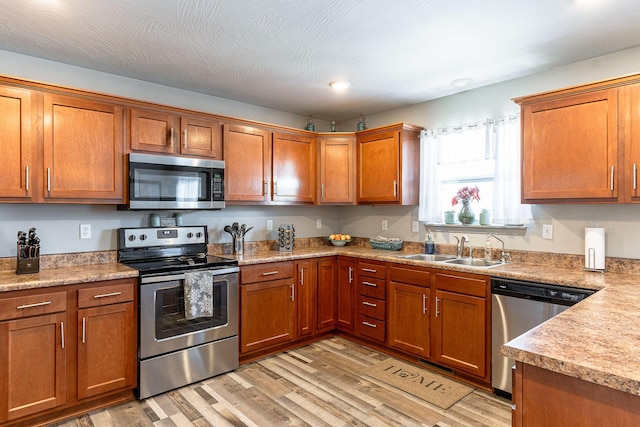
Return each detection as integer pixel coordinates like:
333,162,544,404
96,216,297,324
0,86,35,200
624,84,640,202
130,108,179,154
240,278,295,354
521,89,619,201
43,93,124,202
296,260,315,337
318,135,356,204
432,289,486,378
357,130,399,203
316,258,337,332
388,282,430,358
223,124,271,203
272,132,316,203
336,258,355,332
0,313,67,421
180,116,222,158
77,302,136,399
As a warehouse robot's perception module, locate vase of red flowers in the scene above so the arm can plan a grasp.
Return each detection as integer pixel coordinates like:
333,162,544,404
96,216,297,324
452,186,480,224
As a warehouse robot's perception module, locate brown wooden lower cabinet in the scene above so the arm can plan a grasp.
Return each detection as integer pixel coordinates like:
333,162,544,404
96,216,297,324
295,259,315,338
336,257,355,332
316,257,337,332
0,278,137,427
513,361,640,426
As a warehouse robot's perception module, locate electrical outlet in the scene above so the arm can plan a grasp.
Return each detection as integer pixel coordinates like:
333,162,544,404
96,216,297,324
382,219,388,231
542,224,553,240
80,224,91,240
316,219,322,229
267,220,273,231
412,220,419,233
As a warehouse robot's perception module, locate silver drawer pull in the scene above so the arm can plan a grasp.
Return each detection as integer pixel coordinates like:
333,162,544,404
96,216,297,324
362,268,377,273
262,271,279,276
93,291,122,299
17,301,52,309
362,281,377,287
362,301,377,308
362,321,377,328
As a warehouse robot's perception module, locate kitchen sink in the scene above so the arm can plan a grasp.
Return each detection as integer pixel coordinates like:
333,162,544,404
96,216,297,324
398,254,458,262
444,258,504,268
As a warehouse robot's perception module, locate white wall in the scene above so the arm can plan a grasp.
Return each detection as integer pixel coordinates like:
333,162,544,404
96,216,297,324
3,47,640,259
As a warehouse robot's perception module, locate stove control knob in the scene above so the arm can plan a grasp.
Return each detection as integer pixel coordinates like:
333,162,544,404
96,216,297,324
196,232,203,238
139,234,147,241
187,232,194,238
128,235,136,241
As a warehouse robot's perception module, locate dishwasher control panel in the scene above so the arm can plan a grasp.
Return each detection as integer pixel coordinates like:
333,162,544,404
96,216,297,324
491,278,595,306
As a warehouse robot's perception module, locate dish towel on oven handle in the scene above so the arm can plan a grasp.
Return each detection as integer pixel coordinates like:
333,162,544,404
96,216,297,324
184,270,215,319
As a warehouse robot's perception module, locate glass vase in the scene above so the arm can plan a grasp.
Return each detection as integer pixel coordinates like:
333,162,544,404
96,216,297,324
457,200,475,224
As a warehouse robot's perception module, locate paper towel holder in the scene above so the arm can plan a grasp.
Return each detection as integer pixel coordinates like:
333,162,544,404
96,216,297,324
582,247,607,273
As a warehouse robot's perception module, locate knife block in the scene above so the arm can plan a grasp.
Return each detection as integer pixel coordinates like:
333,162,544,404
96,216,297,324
16,244,40,275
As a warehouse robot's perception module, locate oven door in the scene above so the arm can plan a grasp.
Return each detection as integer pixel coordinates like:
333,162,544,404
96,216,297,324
139,267,238,359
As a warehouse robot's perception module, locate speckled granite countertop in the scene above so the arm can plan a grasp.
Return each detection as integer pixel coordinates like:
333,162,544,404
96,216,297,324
1,244,638,396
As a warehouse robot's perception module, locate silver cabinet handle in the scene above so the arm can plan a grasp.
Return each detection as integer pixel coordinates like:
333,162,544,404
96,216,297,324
25,165,29,192
263,181,268,196
82,317,86,344
362,268,377,273
47,167,51,192
362,301,377,308
435,296,440,318
394,180,398,197
93,291,122,299
273,181,277,195
170,128,175,147
17,300,51,309
321,184,325,202
362,321,377,328
299,268,304,285
262,271,279,276
348,266,353,283
183,129,188,148
634,164,637,190
60,322,65,349
362,281,377,287
290,283,295,301
610,165,614,191
422,294,427,315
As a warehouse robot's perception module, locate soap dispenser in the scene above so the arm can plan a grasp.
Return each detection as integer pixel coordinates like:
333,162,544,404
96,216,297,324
425,233,435,254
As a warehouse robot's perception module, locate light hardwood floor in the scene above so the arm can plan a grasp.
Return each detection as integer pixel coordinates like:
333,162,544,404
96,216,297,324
52,336,511,427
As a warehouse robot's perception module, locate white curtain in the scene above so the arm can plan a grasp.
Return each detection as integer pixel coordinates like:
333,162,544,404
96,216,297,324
492,115,533,224
419,115,532,224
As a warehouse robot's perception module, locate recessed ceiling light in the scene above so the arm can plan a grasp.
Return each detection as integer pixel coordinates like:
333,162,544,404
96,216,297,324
451,78,473,88
329,81,351,90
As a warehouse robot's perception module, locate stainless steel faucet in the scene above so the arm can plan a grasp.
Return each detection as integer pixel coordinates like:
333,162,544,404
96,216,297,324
487,234,512,263
453,235,469,258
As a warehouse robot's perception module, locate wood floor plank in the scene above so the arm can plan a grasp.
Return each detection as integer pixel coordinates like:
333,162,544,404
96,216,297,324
53,336,510,427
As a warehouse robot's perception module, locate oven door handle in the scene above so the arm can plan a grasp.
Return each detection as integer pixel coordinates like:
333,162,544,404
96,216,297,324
140,266,240,284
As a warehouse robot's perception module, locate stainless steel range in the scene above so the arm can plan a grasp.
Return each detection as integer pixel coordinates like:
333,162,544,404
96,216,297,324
117,225,239,400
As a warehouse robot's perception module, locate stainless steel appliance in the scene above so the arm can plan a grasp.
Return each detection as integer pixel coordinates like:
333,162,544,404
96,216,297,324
123,153,225,210
117,225,239,399
491,277,594,397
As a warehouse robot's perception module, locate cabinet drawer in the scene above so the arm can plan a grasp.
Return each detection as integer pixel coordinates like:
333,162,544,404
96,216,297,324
389,265,430,287
0,291,67,321
356,314,385,342
241,261,294,284
357,261,386,279
78,280,135,308
435,272,487,298
357,295,386,321
358,277,386,299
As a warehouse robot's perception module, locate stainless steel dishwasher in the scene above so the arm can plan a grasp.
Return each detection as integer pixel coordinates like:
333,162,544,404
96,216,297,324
491,277,595,397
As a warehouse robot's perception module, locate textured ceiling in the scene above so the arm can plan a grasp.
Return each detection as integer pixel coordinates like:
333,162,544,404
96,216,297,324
1,0,640,121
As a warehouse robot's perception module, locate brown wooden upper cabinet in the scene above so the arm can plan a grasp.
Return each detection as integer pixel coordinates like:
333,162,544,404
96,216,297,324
130,107,222,159
0,85,35,201
318,133,356,204
356,123,422,205
515,74,640,203
224,124,316,205
43,93,125,203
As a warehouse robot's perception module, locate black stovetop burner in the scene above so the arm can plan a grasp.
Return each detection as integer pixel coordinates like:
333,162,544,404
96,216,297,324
117,225,238,275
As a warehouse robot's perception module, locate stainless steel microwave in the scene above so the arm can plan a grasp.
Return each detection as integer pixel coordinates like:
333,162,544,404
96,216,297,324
124,153,225,210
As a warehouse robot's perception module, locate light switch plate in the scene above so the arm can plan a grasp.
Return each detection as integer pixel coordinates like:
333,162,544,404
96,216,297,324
382,219,388,231
267,220,273,231
412,220,419,233
542,224,553,239
316,219,322,229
